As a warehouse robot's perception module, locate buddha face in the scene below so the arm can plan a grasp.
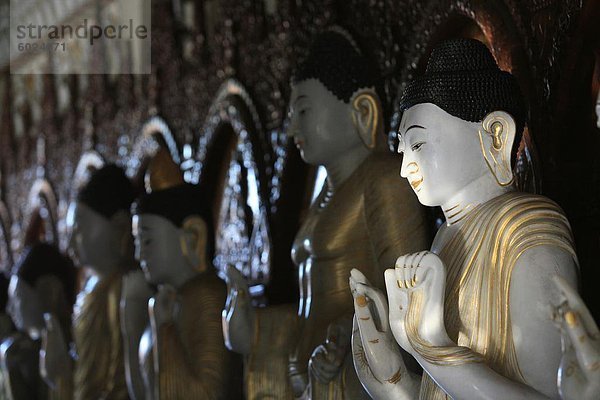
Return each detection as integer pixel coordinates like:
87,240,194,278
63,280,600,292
6,276,44,334
398,103,489,206
288,79,362,165
67,202,126,273
132,214,187,286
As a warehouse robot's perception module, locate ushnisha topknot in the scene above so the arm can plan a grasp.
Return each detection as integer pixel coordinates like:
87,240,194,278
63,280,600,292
77,164,135,219
399,39,527,137
292,27,381,103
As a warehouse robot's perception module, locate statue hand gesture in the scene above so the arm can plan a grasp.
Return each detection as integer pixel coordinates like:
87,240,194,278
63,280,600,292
350,269,417,399
553,275,600,400
222,264,255,355
149,284,178,330
40,313,71,389
309,318,351,384
121,269,153,333
386,251,449,356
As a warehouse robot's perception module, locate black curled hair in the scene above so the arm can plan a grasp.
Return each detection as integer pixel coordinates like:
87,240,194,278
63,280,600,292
292,27,382,103
77,164,135,219
132,183,214,259
12,242,77,306
399,39,527,156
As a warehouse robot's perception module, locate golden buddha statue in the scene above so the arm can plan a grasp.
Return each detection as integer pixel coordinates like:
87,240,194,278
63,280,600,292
126,147,241,399
222,28,428,400
41,164,135,400
351,39,580,400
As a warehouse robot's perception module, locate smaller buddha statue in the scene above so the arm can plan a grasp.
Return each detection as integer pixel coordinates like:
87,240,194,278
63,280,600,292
351,39,579,400
127,148,240,399
40,164,135,400
1,242,76,400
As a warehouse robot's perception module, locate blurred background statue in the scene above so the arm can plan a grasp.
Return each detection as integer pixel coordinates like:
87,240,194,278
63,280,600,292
1,243,76,399
127,147,240,399
223,27,429,400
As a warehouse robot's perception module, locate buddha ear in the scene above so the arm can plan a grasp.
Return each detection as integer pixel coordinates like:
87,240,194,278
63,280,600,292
350,89,381,149
180,216,209,272
479,111,516,186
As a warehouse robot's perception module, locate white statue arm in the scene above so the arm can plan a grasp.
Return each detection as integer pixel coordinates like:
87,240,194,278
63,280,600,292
386,248,577,400
121,270,153,400
552,275,600,400
222,264,255,355
350,269,420,400
39,313,73,389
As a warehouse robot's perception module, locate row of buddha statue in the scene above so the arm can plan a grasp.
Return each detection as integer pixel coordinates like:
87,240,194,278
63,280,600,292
0,27,598,400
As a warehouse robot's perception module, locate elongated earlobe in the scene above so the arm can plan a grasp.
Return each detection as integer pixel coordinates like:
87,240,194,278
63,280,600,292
478,111,516,186
351,90,381,149
180,216,208,272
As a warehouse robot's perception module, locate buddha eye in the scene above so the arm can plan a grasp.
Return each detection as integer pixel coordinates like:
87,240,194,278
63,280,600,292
411,142,425,151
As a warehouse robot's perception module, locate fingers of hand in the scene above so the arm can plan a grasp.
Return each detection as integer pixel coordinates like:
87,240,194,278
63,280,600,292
554,275,600,338
562,310,600,372
385,269,406,317
350,268,371,286
356,283,389,332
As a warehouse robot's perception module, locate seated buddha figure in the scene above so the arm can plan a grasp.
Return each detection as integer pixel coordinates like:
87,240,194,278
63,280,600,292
350,39,580,400
223,27,428,400
127,149,238,400
1,242,76,400
40,164,135,399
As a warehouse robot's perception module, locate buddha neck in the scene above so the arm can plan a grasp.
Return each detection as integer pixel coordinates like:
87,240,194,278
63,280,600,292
163,263,198,289
323,143,370,191
441,172,513,226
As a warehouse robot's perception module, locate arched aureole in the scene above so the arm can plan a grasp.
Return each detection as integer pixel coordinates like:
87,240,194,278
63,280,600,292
194,79,272,297
72,150,106,196
24,178,60,249
395,0,540,194
127,115,182,193
0,200,13,273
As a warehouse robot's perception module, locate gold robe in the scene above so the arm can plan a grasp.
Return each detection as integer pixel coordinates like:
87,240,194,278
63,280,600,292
73,272,128,400
143,272,240,399
412,192,577,399
247,152,429,399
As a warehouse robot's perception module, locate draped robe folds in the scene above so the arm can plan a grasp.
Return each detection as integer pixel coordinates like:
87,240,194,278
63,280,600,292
142,272,241,399
73,271,129,399
245,152,429,400
410,192,578,400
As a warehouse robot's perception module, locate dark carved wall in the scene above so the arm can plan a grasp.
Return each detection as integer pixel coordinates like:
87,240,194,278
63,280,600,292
1,0,599,314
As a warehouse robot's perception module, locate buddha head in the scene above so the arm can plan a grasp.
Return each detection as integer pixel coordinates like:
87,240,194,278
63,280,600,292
287,28,384,166
132,149,213,287
397,39,526,207
7,243,76,340
67,164,135,275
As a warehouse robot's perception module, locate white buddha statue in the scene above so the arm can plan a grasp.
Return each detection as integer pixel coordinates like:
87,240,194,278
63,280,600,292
223,27,428,400
351,39,580,400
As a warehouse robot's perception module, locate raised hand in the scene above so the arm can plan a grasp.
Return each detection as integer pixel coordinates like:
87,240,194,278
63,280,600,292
350,269,418,399
222,264,255,355
149,284,178,329
386,251,450,355
309,319,351,384
553,275,600,400
40,313,72,389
